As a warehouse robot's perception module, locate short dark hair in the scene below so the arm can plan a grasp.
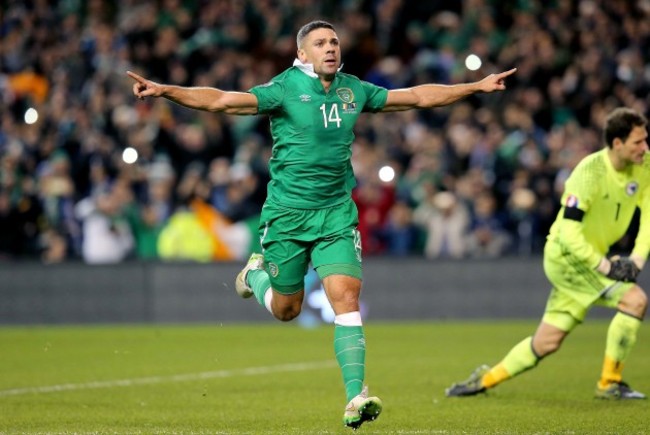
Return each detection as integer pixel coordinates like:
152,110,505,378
296,20,336,48
604,107,647,148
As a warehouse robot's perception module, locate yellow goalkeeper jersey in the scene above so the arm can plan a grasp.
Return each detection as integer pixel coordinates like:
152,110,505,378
547,148,650,268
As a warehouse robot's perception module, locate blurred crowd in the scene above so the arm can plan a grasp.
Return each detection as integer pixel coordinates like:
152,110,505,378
1,0,649,264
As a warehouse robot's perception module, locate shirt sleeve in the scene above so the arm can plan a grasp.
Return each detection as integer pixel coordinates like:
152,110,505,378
555,162,603,268
632,184,650,261
249,80,285,115
555,218,602,268
360,80,388,113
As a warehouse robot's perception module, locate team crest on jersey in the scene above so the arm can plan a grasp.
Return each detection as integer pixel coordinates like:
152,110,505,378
268,262,279,277
336,87,355,103
565,194,579,208
626,182,639,196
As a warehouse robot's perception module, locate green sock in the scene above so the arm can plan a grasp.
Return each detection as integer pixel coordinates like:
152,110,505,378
247,269,271,306
334,325,365,402
499,336,540,378
605,311,641,362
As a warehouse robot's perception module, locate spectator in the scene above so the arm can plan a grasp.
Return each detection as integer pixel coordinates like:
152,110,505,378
507,186,538,256
466,190,512,258
377,199,421,256
125,200,165,260
74,178,134,264
352,177,395,255
1,0,649,262
414,190,470,259
0,188,22,260
157,198,214,263
207,156,231,212
40,228,68,264
37,150,78,255
220,162,263,222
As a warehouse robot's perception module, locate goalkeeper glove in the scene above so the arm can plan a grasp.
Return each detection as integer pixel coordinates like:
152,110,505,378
606,256,641,282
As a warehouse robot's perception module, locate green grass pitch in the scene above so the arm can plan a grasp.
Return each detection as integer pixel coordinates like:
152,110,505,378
1,320,648,434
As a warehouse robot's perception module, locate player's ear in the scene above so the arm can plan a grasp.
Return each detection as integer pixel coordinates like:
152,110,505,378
612,137,623,149
297,48,307,63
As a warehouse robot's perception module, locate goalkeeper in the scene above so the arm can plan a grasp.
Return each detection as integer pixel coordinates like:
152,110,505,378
446,107,649,400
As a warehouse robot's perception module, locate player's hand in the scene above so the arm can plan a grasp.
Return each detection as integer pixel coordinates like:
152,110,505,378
606,256,641,282
477,68,517,93
127,70,164,99
630,253,646,270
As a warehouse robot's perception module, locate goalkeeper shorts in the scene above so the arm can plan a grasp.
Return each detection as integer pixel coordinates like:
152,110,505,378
542,240,635,329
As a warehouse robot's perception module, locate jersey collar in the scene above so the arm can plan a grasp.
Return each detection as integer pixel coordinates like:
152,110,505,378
292,58,344,78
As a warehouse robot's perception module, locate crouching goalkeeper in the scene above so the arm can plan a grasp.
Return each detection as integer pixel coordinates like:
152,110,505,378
447,107,649,400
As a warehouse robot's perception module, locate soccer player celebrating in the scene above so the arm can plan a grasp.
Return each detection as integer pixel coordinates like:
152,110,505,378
128,20,515,428
446,107,649,400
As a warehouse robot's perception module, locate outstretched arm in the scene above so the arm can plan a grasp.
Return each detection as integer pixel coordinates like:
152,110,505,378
382,68,516,112
630,185,650,270
126,71,259,115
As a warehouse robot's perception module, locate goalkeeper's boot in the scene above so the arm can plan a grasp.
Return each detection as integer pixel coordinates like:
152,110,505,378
445,364,490,397
343,386,382,430
595,381,646,400
235,253,264,299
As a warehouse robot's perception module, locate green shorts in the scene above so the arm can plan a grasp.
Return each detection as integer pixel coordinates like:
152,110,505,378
258,198,362,294
541,240,634,331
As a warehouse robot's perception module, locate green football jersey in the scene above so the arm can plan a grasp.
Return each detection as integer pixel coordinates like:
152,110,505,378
249,67,388,209
548,148,650,267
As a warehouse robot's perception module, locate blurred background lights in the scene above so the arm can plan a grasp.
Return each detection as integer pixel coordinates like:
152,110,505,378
378,165,395,183
24,107,38,124
122,147,138,164
465,54,482,71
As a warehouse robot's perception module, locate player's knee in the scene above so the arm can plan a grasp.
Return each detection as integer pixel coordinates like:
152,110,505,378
325,287,360,314
637,288,648,309
322,275,361,312
533,335,563,357
537,340,561,357
338,289,359,307
631,288,647,317
274,310,300,322
620,286,648,318
273,303,302,322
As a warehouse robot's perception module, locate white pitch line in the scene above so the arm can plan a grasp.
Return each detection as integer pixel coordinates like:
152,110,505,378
0,360,337,397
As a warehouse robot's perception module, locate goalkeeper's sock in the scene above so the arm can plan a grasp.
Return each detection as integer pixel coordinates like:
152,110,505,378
334,312,365,402
598,311,641,389
482,336,540,389
481,364,510,389
247,269,272,312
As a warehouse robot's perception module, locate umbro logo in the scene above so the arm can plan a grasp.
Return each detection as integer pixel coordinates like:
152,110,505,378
299,94,312,102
